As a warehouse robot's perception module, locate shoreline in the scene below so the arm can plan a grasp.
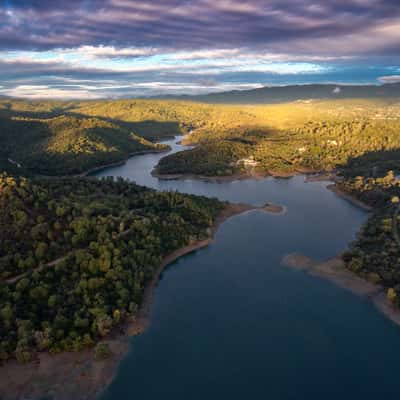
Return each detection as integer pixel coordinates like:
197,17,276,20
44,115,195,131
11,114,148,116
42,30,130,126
281,254,400,327
150,167,330,183
125,201,257,337
0,202,258,400
326,184,373,211
151,168,266,183
79,147,169,177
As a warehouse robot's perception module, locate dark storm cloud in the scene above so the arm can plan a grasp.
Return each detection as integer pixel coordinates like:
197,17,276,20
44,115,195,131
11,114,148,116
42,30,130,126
0,0,399,56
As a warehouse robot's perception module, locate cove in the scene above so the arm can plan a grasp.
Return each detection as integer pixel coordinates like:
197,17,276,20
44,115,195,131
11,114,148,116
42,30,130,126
93,137,400,399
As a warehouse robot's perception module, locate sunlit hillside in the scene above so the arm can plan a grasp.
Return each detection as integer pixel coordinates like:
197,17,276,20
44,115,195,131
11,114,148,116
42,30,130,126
1,98,399,176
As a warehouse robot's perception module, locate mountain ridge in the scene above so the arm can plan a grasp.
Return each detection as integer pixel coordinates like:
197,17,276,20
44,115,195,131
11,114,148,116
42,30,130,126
162,82,400,104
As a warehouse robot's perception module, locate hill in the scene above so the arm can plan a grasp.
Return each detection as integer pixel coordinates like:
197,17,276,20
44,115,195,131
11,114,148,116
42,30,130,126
0,113,165,176
172,83,400,104
0,100,175,176
154,99,400,177
0,99,263,175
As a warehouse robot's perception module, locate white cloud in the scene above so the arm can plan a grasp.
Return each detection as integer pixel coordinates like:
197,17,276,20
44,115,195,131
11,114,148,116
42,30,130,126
378,75,400,84
0,81,264,99
201,0,264,14
59,45,158,59
0,85,104,99
171,49,241,60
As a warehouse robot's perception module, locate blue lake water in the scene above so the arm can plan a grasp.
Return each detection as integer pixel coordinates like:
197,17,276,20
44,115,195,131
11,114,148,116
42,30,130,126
94,137,400,399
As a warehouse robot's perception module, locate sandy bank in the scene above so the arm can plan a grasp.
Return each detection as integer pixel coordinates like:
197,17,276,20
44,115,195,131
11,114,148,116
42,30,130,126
0,202,256,400
304,172,336,182
281,253,314,271
281,253,400,327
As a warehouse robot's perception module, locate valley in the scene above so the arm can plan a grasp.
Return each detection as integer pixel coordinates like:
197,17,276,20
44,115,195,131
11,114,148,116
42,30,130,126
1,93,400,399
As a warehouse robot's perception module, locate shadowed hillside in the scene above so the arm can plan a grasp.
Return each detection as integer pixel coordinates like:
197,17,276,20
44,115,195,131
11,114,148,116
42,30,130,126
0,113,164,176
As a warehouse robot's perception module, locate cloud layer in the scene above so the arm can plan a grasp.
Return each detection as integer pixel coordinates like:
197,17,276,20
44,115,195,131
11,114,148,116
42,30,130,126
0,0,399,98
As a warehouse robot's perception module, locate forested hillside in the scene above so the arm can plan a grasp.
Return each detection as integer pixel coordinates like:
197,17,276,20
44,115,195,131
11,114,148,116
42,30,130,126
0,174,225,362
338,172,400,307
0,98,258,176
2,98,399,178
0,112,165,176
155,99,400,177
156,140,252,176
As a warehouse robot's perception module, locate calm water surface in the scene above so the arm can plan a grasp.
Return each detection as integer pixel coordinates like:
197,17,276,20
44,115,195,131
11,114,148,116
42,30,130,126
94,137,400,399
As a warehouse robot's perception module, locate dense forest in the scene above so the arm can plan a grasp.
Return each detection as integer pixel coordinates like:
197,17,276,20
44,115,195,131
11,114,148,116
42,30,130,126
156,140,252,176
155,100,400,177
339,172,400,307
0,98,259,176
0,173,225,362
0,112,166,176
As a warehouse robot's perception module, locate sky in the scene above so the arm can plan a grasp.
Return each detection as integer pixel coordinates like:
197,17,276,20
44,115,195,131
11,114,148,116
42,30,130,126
0,0,399,99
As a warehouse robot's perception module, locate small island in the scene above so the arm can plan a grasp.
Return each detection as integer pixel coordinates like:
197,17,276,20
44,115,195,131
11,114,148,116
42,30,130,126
260,202,285,214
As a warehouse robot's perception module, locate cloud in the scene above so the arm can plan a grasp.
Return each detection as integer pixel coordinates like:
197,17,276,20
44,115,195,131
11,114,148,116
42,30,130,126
170,49,242,60
0,81,263,98
0,48,328,76
1,0,400,98
0,85,104,99
59,45,159,59
196,78,219,87
0,0,399,57
378,75,400,84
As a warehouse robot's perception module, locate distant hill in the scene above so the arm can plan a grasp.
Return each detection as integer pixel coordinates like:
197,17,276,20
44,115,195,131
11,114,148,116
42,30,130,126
171,83,400,104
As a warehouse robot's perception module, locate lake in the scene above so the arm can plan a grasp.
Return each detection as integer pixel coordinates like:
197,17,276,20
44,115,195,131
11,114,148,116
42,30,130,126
94,137,400,399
